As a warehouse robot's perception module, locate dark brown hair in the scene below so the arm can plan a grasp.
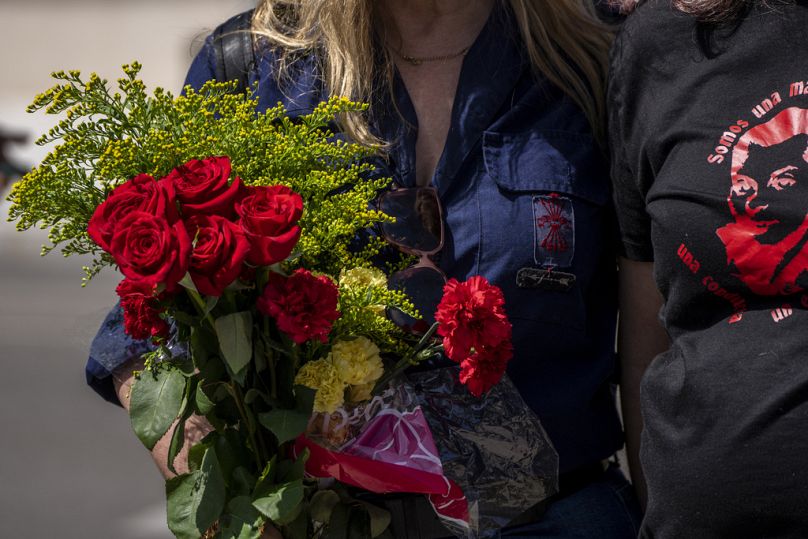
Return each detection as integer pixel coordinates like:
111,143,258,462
617,0,755,21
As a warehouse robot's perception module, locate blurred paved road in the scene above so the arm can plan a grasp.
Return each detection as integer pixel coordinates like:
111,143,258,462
0,215,173,538
0,1,252,537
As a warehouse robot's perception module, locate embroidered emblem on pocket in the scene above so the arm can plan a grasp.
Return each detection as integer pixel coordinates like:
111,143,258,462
533,193,574,268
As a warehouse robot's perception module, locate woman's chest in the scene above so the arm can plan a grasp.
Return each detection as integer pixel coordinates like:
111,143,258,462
396,61,464,186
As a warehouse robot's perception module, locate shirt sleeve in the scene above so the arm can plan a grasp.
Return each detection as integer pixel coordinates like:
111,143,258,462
84,303,154,405
183,35,218,92
607,24,655,262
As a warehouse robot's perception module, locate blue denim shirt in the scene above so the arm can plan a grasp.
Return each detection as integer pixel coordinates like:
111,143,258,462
87,6,623,473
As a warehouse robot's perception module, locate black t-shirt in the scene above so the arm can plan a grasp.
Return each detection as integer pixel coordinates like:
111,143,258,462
610,1,808,537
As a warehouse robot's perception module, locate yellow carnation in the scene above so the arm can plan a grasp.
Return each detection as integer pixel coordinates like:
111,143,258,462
294,359,345,414
348,382,375,404
328,337,384,387
339,267,387,290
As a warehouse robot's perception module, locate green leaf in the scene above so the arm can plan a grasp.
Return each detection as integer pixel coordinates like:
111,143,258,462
310,490,340,524
325,503,350,539
218,496,265,539
179,273,198,292
191,326,219,368
165,447,226,539
214,311,253,378
347,506,372,539
130,366,187,450
204,295,219,315
244,388,271,406
259,409,310,445
252,479,304,525
188,432,216,473
253,337,270,374
172,310,199,327
213,431,241,486
166,420,185,476
195,383,216,415
282,503,310,539
325,503,372,539
231,467,257,498
356,501,391,538
167,376,195,473
277,448,309,483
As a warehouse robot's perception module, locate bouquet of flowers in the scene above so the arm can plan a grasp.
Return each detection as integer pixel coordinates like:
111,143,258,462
8,64,557,538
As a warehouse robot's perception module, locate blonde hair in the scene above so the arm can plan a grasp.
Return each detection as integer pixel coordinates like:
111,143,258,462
251,0,612,144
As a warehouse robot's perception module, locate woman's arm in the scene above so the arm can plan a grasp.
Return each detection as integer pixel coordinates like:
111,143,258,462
113,362,283,539
617,257,669,510
112,358,212,478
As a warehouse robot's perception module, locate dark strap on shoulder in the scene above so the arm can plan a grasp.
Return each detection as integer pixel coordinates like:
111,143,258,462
213,10,256,93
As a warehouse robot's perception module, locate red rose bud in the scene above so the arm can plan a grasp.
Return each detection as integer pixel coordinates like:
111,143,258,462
236,185,303,267
88,174,177,253
116,279,170,341
435,276,512,363
185,214,250,296
109,211,191,291
164,156,244,217
257,268,339,344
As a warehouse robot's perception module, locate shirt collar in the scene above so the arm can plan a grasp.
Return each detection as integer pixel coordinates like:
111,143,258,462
374,4,528,191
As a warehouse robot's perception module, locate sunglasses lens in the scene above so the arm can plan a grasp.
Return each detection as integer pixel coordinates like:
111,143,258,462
379,188,442,253
387,266,446,329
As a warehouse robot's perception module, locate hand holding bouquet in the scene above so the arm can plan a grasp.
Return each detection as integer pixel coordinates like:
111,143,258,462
8,64,557,538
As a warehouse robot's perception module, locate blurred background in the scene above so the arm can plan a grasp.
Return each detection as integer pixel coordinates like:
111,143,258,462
0,2,254,537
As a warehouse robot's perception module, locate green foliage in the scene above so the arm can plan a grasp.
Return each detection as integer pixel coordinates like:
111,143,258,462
218,496,265,539
129,363,187,450
8,62,397,282
166,446,227,539
337,288,416,355
259,408,310,445
215,311,254,381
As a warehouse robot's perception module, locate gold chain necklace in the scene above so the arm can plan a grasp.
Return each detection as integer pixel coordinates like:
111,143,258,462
392,44,472,66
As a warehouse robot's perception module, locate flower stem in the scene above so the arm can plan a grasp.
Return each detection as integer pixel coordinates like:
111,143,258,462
185,287,216,329
372,323,442,394
230,383,265,469
262,317,278,401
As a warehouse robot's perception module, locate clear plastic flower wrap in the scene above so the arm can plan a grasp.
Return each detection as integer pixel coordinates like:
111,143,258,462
296,365,559,538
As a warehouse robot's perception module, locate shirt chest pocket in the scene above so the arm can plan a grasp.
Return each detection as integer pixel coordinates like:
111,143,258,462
479,130,610,329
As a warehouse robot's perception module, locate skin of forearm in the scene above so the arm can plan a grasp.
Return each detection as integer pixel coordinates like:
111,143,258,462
113,360,280,538
617,257,670,511
113,359,211,478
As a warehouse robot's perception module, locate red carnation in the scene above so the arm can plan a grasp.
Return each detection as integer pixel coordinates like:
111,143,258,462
458,342,513,397
164,156,244,217
257,269,339,344
109,211,191,291
435,276,512,362
88,174,177,252
185,214,250,296
236,185,303,267
116,279,170,341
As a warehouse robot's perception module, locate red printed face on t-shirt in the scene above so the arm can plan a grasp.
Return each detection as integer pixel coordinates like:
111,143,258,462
716,107,808,295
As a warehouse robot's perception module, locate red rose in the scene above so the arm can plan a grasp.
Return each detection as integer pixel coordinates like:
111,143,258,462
236,185,303,266
185,214,250,296
257,269,339,344
116,279,170,341
109,211,191,291
458,342,513,397
164,156,244,217
88,174,177,252
435,276,512,363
